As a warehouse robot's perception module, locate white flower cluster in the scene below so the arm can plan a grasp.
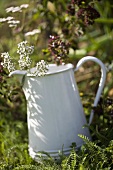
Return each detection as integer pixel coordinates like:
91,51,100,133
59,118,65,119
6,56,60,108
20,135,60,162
6,4,29,13
25,29,41,36
1,52,15,72
8,20,20,27
1,41,49,77
0,15,20,27
17,41,34,70
33,60,49,77
0,4,29,27
0,16,14,22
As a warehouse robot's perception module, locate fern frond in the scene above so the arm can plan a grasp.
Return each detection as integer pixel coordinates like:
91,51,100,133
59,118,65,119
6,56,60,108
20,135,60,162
61,148,76,170
78,134,109,169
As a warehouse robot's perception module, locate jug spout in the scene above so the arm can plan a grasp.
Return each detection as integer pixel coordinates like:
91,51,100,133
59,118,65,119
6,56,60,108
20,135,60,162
9,70,27,83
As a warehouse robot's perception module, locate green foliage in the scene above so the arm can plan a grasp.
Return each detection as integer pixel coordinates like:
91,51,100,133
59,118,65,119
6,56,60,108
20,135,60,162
61,134,113,169
61,148,76,170
78,134,113,169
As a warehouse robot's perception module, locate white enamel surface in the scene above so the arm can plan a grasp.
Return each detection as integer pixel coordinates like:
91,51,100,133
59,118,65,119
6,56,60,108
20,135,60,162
9,56,106,158
22,65,91,157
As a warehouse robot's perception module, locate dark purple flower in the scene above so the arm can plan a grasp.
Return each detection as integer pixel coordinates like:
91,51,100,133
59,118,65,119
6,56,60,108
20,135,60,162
77,5,100,25
48,35,70,65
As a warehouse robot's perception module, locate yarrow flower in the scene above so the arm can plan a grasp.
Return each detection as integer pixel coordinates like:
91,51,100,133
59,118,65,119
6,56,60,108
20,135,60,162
1,41,48,77
8,19,20,27
6,4,29,13
18,55,32,70
0,16,14,23
17,41,34,70
24,29,41,36
0,16,20,27
1,52,15,72
0,4,29,27
20,4,29,9
6,6,22,13
35,60,48,77
17,41,34,55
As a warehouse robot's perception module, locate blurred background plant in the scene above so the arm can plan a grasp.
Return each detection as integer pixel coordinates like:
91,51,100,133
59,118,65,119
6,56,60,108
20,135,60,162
0,0,113,95
1,0,113,169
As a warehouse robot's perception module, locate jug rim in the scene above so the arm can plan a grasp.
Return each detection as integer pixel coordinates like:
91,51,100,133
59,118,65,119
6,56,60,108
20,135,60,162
27,63,74,76
9,63,74,77
44,63,74,75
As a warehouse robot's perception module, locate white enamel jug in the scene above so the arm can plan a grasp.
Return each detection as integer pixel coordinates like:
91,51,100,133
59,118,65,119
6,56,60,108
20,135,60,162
9,56,106,159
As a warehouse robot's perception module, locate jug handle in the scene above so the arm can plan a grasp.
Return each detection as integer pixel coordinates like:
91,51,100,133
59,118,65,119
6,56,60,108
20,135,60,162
74,56,106,125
